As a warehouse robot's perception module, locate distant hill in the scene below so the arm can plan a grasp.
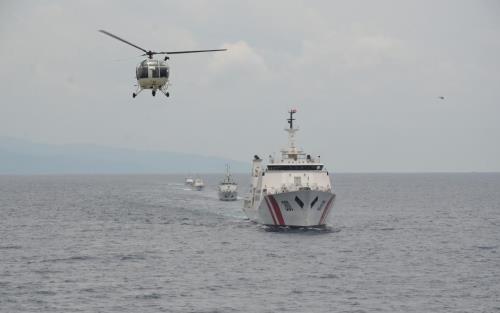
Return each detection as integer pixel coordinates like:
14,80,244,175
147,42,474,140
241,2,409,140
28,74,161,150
0,137,249,174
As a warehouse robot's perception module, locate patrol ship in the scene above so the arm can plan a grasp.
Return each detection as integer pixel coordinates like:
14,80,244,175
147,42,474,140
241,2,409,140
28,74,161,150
192,177,205,191
243,110,335,227
218,165,238,201
185,177,194,186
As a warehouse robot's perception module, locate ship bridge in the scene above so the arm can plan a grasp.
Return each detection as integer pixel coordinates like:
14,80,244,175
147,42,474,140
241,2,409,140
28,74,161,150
257,109,331,194
267,109,323,168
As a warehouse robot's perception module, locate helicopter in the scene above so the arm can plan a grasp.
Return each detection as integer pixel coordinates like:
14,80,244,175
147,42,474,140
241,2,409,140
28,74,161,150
98,29,227,98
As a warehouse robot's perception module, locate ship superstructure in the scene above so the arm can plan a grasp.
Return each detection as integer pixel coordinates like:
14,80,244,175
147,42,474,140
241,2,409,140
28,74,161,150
243,110,335,227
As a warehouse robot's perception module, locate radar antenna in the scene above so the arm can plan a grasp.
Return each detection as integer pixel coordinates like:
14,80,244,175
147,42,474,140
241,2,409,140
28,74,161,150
287,109,297,129
282,109,300,159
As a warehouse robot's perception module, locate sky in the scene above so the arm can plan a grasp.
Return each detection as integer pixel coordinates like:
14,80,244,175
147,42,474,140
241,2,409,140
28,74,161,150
0,0,499,172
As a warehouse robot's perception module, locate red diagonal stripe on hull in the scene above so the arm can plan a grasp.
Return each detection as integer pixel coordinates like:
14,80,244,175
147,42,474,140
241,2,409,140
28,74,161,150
268,195,285,225
264,197,277,225
323,195,335,224
319,195,335,225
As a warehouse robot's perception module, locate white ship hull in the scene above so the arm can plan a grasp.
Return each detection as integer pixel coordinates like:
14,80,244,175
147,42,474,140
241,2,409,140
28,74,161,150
244,190,335,227
193,185,204,191
218,183,238,201
218,190,238,201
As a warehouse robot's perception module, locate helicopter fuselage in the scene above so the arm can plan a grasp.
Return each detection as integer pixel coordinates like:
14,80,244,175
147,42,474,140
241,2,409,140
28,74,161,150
136,59,169,90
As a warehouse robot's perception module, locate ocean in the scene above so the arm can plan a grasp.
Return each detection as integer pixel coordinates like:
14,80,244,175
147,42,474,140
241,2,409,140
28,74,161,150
1,173,499,312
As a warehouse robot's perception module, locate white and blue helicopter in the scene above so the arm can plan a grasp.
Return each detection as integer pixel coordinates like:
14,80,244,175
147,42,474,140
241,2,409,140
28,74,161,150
99,29,227,98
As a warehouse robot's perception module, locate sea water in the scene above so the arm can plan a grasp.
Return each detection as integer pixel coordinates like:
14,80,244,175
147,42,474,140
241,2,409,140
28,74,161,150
1,173,499,312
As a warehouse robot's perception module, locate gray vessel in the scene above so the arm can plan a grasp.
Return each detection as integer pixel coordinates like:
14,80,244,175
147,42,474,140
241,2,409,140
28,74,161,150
218,165,238,201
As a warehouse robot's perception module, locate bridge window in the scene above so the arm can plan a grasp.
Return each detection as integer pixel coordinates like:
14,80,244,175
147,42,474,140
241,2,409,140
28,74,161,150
267,165,323,171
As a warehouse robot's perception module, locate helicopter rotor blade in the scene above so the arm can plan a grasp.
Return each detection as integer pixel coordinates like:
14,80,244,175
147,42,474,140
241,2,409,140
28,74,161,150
98,29,149,53
156,49,227,55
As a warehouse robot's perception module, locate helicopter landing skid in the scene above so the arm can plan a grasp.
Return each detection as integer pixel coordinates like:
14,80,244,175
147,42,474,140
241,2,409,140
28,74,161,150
132,86,143,98
132,84,169,98
159,88,170,98
159,83,170,98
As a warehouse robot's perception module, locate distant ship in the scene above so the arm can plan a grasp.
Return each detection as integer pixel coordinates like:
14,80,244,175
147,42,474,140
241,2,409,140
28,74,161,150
185,177,194,186
243,109,335,227
218,165,238,201
192,177,205,191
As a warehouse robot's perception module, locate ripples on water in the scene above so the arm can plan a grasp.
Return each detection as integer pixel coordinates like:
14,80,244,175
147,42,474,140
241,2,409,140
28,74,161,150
1,173,499,312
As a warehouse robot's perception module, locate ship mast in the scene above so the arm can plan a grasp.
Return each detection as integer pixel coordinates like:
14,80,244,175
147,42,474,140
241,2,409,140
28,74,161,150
284,109,299,160
225,164,231,183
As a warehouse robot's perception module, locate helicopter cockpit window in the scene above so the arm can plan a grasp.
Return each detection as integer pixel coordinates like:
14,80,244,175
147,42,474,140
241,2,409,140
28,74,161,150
160,67,168,78
138,66,148,79
151,65,160,78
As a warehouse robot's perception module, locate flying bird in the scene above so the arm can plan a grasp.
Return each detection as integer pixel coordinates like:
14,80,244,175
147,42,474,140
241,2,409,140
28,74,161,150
438,96,445,100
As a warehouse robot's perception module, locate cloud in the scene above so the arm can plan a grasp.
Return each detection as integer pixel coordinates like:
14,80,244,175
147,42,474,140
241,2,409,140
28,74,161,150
0,0,499,171
293,31,408,75
208,41,271,80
